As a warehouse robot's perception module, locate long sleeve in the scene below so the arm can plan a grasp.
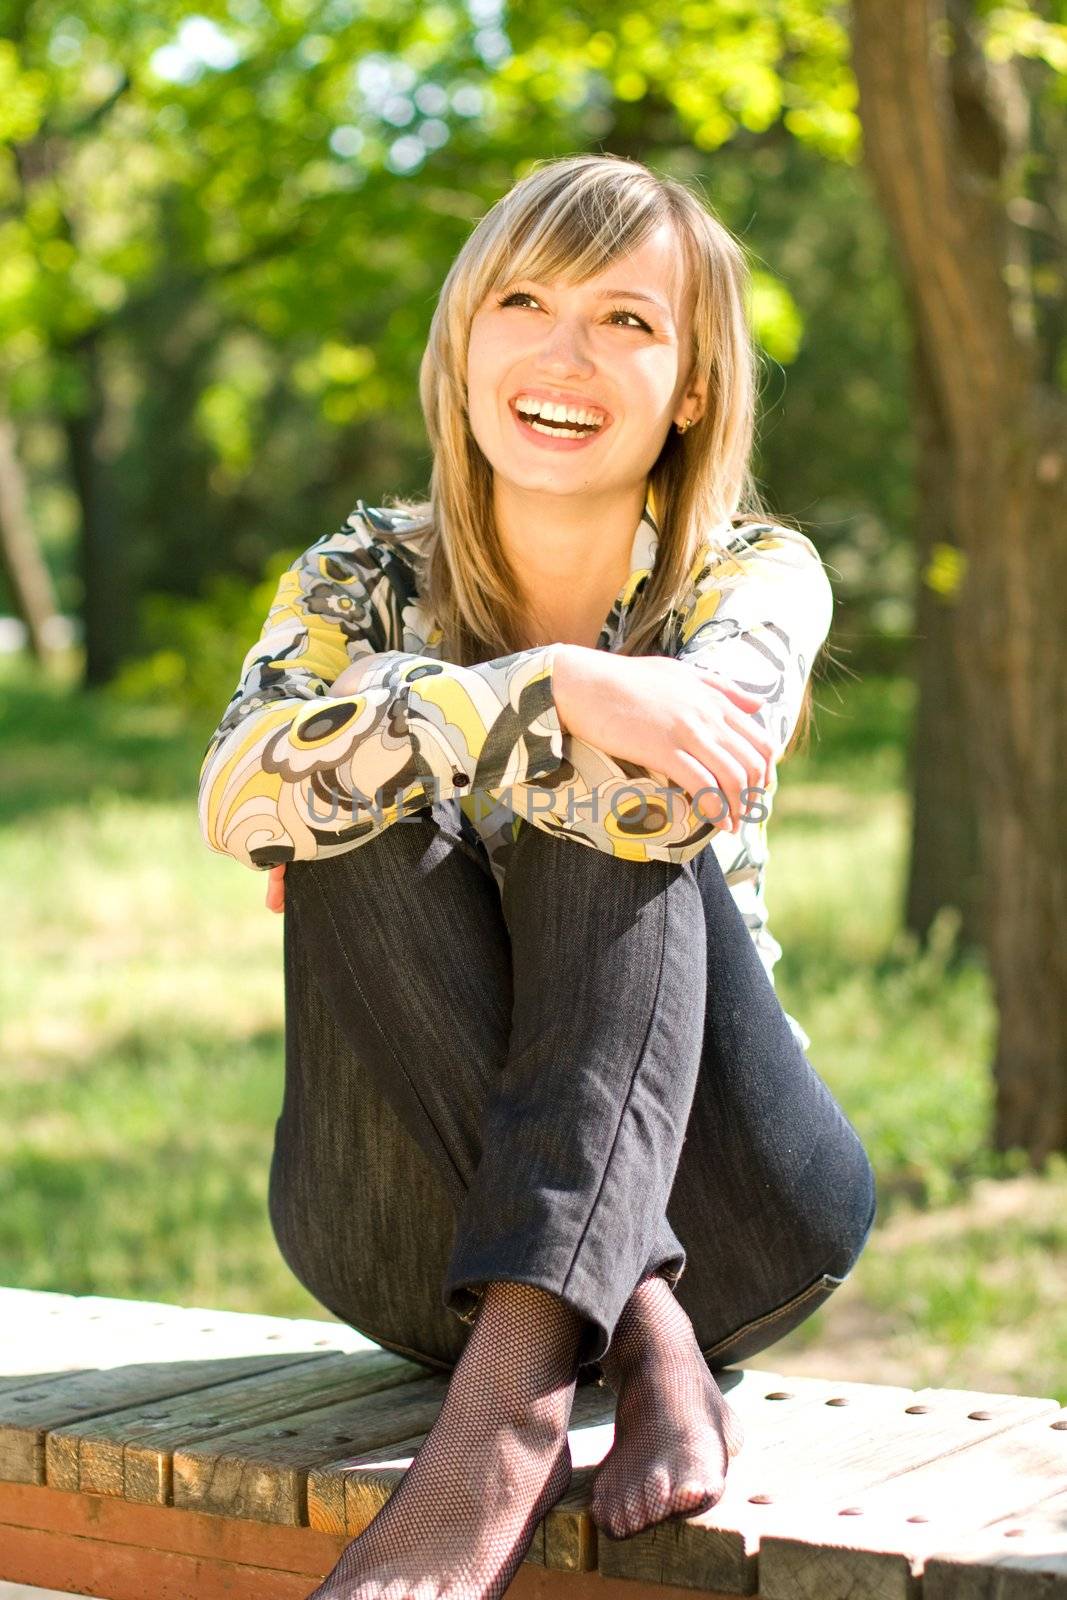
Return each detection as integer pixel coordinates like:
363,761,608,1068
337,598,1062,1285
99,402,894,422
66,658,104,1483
197,512,565,871
487,525,834,864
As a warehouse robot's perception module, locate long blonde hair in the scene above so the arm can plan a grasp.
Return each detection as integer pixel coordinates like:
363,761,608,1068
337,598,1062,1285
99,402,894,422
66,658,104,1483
387,153,818,758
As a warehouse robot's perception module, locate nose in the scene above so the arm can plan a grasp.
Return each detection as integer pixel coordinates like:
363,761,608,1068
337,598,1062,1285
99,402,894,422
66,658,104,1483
534,314,596,380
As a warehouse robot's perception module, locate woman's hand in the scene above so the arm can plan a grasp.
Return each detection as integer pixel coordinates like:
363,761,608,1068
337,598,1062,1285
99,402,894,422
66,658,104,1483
551,645,779,833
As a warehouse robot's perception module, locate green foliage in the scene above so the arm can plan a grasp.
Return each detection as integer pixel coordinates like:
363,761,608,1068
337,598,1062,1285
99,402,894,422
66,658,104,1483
108,554,290,725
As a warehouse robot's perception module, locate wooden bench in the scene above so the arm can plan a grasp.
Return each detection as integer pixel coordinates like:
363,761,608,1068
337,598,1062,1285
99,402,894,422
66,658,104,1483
0,1288,1065,1600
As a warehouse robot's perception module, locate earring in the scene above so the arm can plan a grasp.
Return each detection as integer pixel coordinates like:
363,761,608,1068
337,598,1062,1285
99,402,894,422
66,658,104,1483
676,417,694,434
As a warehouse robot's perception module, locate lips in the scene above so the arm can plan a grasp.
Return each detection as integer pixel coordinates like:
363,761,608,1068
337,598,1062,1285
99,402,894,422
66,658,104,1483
508,398,610,450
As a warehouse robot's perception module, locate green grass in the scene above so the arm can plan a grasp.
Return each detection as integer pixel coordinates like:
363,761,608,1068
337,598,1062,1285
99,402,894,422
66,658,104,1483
2,653,1064,1401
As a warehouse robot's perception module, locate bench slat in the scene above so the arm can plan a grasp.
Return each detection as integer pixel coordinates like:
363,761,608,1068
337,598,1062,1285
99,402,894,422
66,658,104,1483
923,1485,1067,1599
1,1295,385,1488
173,1373,465,1524
45,1347,422,1504
756,1399,1067,1600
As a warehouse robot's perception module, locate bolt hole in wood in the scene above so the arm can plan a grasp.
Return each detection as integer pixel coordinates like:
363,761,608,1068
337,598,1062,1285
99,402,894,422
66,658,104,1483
1051,1419,1067,1430
1004,1528,1026,1537
839,1508,864,1517
765,1392,794,1401
968,1410,995,1420
905,1404,933,1413
825,1397,850,1406
749,1495,774,1505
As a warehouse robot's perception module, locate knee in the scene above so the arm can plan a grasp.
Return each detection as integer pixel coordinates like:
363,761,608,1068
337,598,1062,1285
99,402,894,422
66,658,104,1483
820,1144,877,1282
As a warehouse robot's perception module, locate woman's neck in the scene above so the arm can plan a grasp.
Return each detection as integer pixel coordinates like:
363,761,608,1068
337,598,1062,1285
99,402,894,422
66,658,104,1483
495,482,644,650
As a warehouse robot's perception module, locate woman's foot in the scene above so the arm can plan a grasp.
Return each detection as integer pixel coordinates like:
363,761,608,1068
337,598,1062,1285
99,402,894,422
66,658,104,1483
590,1272,744,1540
306,1280,582,1600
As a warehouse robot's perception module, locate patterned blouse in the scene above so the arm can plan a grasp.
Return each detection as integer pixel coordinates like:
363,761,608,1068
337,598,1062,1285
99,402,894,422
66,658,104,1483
198,491,834,1050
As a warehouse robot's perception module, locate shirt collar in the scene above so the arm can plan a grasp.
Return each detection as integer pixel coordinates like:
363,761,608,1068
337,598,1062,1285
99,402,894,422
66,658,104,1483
596,489,659,650
622,487,660,592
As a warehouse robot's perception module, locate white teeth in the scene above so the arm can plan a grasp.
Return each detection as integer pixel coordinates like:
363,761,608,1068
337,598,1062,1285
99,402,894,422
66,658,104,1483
514,396,605,429
528,418,597,438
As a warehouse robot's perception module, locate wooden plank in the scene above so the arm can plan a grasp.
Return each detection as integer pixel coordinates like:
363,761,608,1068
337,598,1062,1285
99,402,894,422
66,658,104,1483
173,1371,457,1524
596,1369,914,1594
923,1484,1067,1599
4,1297,400,1489
0,1289,152,1394
0,1482,745,1600
0,1290,377,1398
47,1345,422,1504
755,1393,1065,1600
3,1351,342,1487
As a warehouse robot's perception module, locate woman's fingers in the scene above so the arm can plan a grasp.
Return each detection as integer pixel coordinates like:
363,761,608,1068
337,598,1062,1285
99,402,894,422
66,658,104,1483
719,706,776,791
700,671,766,708
668,749,742,831
669,760,731,828
265,863,286,913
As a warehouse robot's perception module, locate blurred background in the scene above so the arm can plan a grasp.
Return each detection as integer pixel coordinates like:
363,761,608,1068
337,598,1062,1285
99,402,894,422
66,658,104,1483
1,0,1065,1441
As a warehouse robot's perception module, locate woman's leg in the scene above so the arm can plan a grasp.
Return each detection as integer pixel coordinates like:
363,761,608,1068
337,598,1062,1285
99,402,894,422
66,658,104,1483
276,803,877,1575
274,805,874,1375
440,817,708,1369
279,812,593,1600
270,806,520,1374
587,834,876,1538
662,834,877,1365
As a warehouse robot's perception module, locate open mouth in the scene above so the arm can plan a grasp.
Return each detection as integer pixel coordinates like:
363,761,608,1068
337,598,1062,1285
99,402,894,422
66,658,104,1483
510,396,610,440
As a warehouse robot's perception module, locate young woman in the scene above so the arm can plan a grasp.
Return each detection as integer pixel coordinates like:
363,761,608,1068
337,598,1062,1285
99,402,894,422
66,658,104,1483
198,153,877,1600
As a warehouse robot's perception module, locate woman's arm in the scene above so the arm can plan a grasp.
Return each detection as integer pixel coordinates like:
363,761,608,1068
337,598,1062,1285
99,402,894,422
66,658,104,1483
198,512,567,872
483,525,834,864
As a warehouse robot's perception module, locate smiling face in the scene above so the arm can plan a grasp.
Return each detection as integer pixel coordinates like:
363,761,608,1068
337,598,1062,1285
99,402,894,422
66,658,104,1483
465,219,706,501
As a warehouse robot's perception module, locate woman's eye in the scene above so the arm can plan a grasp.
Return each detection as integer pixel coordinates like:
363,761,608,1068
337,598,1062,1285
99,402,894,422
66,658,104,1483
495,291,651,333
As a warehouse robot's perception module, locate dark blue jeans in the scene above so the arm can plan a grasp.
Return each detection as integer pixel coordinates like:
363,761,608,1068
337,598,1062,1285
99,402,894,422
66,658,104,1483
269,803,876,1380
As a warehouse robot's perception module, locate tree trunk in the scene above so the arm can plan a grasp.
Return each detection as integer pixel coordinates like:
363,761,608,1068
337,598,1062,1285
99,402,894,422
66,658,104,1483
851,0,1067,1160
63,330,128,686
904,323,983,954
0,409,62,664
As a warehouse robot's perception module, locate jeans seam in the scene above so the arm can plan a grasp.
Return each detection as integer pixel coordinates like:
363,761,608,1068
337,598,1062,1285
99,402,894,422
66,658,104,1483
559,861,673,1302
303,868,470,1204
699,1269,843,1362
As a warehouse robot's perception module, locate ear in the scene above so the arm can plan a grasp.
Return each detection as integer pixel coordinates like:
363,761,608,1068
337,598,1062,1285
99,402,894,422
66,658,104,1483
676,365,709,429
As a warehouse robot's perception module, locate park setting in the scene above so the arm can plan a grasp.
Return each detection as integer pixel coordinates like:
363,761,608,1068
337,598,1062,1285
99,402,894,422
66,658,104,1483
1,1,1066,1597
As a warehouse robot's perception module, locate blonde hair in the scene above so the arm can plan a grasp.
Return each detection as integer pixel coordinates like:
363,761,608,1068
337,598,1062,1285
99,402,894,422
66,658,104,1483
387,152,818,759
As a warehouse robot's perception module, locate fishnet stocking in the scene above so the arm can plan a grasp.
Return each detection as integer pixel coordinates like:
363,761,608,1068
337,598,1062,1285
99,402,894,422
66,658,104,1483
590,1271,745,1540
306,1280,582,1600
